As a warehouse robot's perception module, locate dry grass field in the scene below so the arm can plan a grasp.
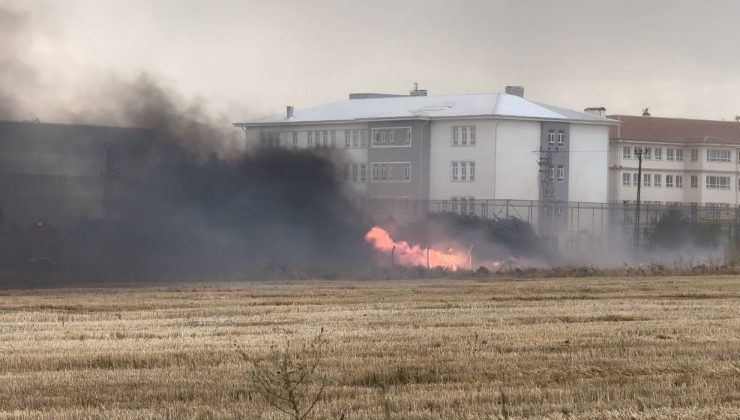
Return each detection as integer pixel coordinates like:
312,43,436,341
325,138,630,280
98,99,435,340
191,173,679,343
0,275,739,419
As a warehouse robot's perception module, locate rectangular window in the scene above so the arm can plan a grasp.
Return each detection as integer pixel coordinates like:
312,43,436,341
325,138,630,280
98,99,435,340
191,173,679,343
322,131,328,146
461,127,468,145
360,164,367,182
470,126,476,145
330,130,336,147
469,162,475,181
643,174,652,187
452,126,459,146
633,172,639,186
372,128,410,147
451,161,475,182
691,149,698,161
666,148,674,160
643,147,652,160
654,148,662,160
623,147,631,159
654,174,662,187
352,130,358,148
676,149,684,161
451,162,459,181
292,132,298,148
557,130,565,146
706,175,731,189
555,164,565,181
690,175,698,188
351,164,358,182
344,130,351,148
707,149,731,162
307,131,313,147
676,175,683,188
666,175,674,188
622,173,631,186
404,163,410,181
548,130,555,146
461,161,468,181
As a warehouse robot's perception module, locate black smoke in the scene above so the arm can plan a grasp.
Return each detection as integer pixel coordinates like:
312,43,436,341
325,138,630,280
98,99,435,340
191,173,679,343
0,5,374,283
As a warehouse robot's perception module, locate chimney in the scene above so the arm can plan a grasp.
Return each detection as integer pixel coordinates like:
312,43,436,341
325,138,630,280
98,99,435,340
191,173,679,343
286,105,294,119
584,107,607,117
642,107,651,117
505,85,524,97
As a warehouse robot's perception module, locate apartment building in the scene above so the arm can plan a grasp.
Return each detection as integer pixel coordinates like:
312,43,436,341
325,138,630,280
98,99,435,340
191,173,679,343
609,115,740,211
234,87,614,208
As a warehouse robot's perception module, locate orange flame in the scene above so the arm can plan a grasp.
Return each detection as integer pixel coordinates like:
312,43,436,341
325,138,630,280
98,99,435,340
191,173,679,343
364,226,468,270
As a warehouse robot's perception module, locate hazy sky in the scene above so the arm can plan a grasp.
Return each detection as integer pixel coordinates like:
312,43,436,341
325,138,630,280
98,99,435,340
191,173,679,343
7,0,740,122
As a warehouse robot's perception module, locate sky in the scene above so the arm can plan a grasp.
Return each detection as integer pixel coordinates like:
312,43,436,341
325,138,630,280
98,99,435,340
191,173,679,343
6,0,740,122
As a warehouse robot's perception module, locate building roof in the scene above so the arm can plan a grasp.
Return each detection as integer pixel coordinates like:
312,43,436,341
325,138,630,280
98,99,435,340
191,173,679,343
236,93,616,126
609,115,740,145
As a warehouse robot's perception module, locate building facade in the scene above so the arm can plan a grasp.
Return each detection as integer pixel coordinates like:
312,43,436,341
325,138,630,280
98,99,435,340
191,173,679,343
609,115,740,212
235,88,614,209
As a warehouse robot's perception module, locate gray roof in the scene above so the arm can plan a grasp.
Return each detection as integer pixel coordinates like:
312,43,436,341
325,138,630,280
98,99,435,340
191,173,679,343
236,93,617,126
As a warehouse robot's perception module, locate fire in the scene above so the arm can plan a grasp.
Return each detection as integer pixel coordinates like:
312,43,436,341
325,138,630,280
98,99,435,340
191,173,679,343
364,226,468,270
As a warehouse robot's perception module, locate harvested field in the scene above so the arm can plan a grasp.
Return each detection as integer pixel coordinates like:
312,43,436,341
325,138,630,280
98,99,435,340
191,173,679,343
0,276,739,419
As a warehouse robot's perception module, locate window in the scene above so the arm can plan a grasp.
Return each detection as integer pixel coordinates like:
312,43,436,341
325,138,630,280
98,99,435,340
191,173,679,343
676,149,684,161
370,163,406,182
643,174,652,187
690,175,698,188
633,172,639,186
666,175,673,188
404,163,411,181
322,131,328,146
344,130,351,148
654,148,662,160
622,173,631,186
676,175,683,188
352,130,359,148
623,147,631,159
361,130,368,148
690,149,698,161
555,164,565,181
654,174,662,187
330,130,336,147
666,148,674,161
372,128,410,147
706,175,731,189
360,164,367,182
557,130,565,146
351,164,358,182
307,131,313,147
292,132,298,148
452,126,476,146
548,130,555,146
451,197,475,215
707,149,731,162
643,147,652,160
451,161,475,182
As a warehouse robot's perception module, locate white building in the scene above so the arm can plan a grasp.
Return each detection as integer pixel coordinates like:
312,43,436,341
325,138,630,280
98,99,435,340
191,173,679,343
234,87,614,210
609,115,740,215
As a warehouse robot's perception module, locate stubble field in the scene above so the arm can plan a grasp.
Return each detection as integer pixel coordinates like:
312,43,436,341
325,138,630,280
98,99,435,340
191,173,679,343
0,275,738,419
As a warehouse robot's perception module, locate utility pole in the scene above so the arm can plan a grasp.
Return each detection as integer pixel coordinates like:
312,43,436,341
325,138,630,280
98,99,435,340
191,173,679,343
634,148,643,249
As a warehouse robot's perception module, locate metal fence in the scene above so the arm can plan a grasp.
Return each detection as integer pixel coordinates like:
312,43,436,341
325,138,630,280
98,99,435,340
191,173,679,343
359,198,740,253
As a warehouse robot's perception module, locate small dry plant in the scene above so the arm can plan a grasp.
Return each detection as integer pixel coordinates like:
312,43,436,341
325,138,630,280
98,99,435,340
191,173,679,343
240,328,327,420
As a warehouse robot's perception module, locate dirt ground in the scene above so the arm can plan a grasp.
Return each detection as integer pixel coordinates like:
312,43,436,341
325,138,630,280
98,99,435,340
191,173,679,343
0,275,738,419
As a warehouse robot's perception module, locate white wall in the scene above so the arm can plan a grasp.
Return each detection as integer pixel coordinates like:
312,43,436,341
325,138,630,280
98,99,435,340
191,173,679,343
428,119,540,200
569,124,609,203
